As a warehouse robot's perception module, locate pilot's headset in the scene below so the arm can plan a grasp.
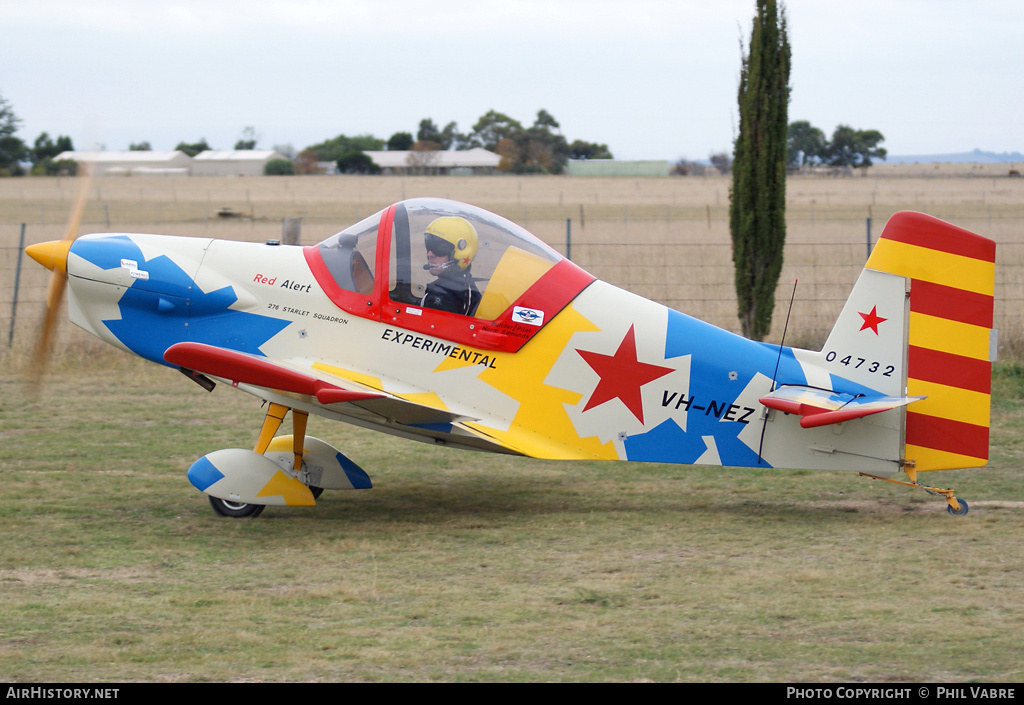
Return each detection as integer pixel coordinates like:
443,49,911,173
424,217,478,271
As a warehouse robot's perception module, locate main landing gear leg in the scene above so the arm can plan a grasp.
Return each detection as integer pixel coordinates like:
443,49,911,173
254,403,308,470
291,409,308,473
860,470,969,516
251,403,322,499
255,402,289,455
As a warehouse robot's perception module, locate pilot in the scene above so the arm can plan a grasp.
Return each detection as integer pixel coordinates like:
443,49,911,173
420,216,480,316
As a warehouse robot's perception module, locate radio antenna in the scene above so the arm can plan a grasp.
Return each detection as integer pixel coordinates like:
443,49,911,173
758,279,798,464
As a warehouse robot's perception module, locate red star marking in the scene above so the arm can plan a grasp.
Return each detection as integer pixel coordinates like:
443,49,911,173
576,325,674,424
858,305,887,335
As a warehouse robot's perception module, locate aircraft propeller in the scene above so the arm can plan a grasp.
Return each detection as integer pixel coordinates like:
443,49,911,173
24,164,93,389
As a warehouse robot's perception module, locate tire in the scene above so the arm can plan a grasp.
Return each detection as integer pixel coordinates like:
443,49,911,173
947,499,969,517
209,496,265,518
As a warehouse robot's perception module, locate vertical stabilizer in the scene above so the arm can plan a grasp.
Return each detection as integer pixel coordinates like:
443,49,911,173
866,212,996,471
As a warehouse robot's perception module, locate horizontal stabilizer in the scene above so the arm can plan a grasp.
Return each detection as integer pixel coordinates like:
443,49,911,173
760,385,924,429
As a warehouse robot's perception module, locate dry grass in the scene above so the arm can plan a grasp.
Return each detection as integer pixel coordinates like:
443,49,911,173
0,358,1022,682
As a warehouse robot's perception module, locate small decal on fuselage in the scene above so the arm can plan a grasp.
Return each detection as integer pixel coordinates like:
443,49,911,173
121,258,148,280
512,306,544,326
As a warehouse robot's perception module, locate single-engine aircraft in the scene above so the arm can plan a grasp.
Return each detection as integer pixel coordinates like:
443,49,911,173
26,194,996,517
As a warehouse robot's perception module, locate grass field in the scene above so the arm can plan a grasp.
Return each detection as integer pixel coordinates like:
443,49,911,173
0,354,1022,682
1,174,1023,682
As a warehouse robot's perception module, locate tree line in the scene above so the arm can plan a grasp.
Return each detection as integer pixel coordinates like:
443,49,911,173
0,91,613,177
2,85,884,180
300,109,613,175
0,92,76,176
787,120,886,169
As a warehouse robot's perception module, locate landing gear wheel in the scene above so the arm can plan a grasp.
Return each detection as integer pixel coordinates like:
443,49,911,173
209,496,265,518
947,499,969,517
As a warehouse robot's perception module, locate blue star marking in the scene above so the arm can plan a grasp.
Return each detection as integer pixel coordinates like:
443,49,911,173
74,235,290,365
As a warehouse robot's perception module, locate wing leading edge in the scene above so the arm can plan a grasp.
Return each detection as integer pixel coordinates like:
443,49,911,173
163,342,475,428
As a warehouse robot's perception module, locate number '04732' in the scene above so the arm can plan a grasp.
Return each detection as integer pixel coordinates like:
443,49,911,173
825,351,894,377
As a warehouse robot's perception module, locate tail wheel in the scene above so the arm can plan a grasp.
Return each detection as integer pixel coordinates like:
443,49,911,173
947,499,969,517
209,496,265,518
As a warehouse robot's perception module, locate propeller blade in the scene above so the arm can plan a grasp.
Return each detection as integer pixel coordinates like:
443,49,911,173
26,163,92,388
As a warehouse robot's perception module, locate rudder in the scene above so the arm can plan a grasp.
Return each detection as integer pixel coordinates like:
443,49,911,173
866,212,996,472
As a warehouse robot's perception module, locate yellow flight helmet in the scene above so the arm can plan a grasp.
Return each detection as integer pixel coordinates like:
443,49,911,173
424,216,478,270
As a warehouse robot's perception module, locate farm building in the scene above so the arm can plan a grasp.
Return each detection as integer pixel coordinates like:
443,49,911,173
192,150,288,177
363,148,501,175
567,159,671,177
54,151,193,176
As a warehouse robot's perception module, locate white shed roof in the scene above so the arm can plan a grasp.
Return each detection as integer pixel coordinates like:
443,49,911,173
55,151,190,163
194,150,285,162
364,148,501,169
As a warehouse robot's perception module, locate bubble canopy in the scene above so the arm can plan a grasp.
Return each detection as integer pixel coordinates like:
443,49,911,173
304,198,594,352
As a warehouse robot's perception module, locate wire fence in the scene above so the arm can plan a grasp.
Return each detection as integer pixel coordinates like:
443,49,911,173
4,209,1024,359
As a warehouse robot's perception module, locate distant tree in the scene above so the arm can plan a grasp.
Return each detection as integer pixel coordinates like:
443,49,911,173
466,108,610,173
294,149,321,175
517,111,570,174
467,111,523,152
410,139,441,154
439,121,469,150
175,138,211,157
31,132,73,165
569,140,613,160
417,119,442,145
729,0,791,341
387,131,414,151
264,158,294,176
336,151,381,174
0,91,27,175
495,138,518,172
235,126,259,150
274,143,296,160
306,134,384,162
709,152,733,174
534,109,559,130
129,141,152,151
30,133,76,175
826,124,886,169
44,159,78,176
787,120,827,166
407,141,442,172
671,158,695,176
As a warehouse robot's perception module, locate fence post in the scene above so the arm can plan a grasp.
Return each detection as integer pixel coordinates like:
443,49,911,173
566,218,572,261
8,223,26,347
282,217,301,245
866,217,872,260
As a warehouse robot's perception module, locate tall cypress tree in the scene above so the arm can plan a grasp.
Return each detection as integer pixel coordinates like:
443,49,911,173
730,0,791,341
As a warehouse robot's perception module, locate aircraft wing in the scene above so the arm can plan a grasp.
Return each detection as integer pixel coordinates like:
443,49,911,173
759,384,924,429
163,342,473,427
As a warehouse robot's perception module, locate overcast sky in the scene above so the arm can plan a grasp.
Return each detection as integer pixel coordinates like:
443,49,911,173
2,0,1020,160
